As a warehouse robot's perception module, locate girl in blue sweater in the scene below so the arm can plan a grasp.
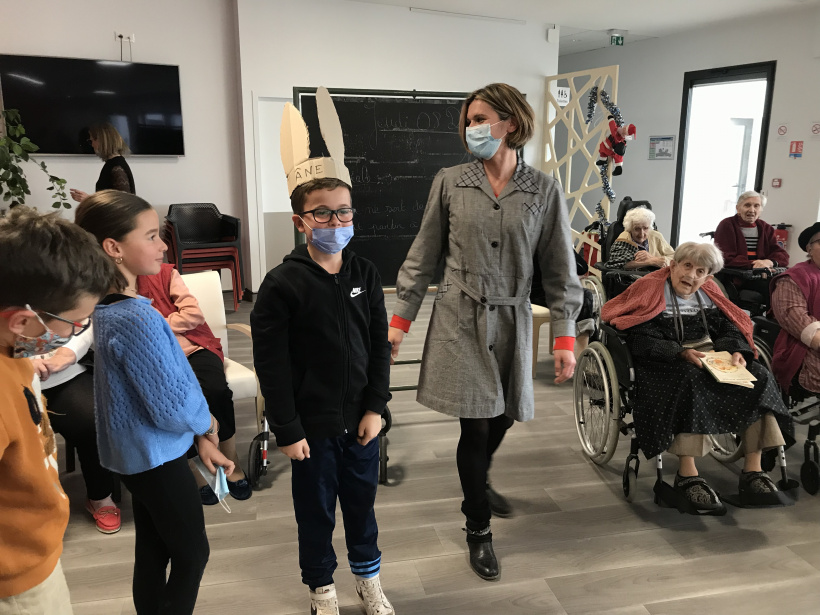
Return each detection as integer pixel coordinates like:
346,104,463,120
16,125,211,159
75,190,234,615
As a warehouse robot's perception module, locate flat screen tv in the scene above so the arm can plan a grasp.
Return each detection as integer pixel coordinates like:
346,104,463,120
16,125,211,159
0,54,184,156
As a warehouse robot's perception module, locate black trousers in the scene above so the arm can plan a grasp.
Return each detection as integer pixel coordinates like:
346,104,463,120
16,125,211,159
187,349,236,441
457,414,514,530
120,454,209,615
291,433,381,589
44,370,114,501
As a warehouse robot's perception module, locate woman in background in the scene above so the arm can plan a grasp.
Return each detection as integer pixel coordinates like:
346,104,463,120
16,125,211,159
70,122,135,203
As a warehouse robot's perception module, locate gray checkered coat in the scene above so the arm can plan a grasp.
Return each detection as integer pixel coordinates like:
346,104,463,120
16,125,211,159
394,160,583,421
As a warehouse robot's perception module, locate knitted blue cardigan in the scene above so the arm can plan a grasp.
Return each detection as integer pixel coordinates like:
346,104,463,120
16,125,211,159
93,297,211,475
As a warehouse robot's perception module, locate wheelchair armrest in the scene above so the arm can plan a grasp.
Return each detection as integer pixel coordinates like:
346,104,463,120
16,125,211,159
599,323,636,386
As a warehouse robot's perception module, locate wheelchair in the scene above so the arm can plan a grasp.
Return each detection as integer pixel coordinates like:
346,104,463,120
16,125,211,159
574,322,797,513
698,230,786,317
584,197,661,321
752,316,820,495
246,395,395,489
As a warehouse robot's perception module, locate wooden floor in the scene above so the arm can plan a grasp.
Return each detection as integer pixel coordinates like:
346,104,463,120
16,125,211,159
60,293,820,614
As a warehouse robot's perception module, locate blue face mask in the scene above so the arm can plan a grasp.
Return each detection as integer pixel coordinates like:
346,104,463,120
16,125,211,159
302,220,354,255
465,121,504,159
193,456,231,513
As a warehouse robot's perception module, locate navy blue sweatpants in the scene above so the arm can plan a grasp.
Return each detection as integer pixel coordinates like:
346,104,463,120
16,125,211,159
291,433,381,589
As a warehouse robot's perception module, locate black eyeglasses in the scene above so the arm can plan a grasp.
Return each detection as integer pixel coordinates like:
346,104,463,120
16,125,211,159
302,207,356,223
34,307,92,337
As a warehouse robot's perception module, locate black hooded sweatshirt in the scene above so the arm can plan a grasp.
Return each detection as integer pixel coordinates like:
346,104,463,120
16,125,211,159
250,244,392,446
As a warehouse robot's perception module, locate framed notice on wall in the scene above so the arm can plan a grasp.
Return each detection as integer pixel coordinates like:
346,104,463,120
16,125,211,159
649,135,675,160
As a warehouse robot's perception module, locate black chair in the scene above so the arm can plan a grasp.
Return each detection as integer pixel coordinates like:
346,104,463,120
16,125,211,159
165,203,246,300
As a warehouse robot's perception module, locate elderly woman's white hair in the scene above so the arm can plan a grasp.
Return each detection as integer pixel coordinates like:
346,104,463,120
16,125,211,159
673,242,724,275
737,190,767,208
623,206,656,233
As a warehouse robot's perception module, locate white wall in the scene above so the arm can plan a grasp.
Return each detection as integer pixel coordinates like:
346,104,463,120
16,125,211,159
0,0,244,223
236,0,559,289
559,6,820,266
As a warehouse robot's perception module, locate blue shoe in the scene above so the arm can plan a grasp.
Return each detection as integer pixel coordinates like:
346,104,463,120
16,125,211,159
199,484,218,506
228,477,252,500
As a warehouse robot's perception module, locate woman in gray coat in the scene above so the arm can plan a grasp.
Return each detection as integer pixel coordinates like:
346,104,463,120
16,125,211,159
388,83,582,581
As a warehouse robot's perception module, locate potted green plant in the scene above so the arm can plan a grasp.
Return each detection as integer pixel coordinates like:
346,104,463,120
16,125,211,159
0,108,71,211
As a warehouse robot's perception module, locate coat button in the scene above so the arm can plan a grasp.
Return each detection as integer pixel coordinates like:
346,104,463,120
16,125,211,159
480,296,487,304
491,241,499,248
493,204,500,210
488,344,494,351
489,305,496,311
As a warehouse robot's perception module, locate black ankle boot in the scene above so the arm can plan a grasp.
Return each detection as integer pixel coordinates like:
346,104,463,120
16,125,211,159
464,527,499,581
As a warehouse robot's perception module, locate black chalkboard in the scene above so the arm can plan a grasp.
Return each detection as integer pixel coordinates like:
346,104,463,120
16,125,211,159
295,88,471,285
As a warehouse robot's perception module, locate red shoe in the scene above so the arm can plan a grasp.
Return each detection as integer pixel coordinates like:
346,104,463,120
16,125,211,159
85,500,122,534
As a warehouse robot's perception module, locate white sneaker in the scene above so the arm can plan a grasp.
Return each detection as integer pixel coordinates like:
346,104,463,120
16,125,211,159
309,583,339,615
355,575,394,615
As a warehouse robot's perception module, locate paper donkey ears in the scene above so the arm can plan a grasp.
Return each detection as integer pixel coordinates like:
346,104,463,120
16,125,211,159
280,86,351,196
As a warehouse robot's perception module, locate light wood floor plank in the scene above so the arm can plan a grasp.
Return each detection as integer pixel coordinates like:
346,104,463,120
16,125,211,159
56,293,820,614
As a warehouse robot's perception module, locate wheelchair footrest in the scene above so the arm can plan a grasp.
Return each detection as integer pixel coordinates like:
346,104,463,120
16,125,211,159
721,489,794,509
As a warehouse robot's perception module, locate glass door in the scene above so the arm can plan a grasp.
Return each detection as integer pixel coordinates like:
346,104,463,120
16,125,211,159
672,62,776,244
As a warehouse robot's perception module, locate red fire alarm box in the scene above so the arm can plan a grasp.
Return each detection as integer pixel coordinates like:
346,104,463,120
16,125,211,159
774,223,792,250
772,178,782,188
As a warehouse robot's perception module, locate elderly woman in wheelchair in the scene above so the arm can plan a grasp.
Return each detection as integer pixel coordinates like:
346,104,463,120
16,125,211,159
593,242,794,514
771,222,820,397
604,205,675,271
769,222,820,494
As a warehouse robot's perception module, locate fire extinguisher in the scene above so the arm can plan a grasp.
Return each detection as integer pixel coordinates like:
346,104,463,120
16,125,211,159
774,223,792,251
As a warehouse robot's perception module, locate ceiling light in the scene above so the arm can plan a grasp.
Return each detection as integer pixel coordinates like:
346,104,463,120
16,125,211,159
409,7,525,25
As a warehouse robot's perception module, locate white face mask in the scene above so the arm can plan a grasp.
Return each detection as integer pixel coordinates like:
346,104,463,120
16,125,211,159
465,121,504,159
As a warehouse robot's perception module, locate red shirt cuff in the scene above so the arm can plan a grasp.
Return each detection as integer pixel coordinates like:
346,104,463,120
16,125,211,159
390,315,411,333
553,336,575,352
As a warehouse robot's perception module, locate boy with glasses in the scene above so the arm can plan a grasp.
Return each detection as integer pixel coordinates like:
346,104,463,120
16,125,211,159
0,207,116,615
252,89,393,615
252,176,393,615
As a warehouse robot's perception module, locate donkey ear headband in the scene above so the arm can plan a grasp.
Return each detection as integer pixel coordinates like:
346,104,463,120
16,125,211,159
280,86,351,196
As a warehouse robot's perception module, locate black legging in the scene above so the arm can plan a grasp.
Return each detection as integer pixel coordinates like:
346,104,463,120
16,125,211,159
187,349,235,441
120,454,209,615
44,370,114,501
457,414,514,530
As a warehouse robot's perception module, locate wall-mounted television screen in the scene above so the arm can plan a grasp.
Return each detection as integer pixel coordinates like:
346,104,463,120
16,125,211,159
0,54,184,156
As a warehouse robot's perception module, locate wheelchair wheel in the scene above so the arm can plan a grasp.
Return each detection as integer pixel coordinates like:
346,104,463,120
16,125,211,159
708,433,743,463
581,275,606,324
574,342,621,465
247,433,268,489
801,460,820,495
754,337,774,374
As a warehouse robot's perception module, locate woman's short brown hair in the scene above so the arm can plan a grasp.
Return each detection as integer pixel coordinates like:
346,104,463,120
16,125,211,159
89,122,130,160
458,83,535,152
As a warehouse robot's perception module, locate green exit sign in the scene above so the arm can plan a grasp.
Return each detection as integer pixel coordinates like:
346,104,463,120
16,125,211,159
610,35,624,46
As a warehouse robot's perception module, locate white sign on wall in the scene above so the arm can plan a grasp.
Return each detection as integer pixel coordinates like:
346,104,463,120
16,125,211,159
555,87,570,107
648,135,675,160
